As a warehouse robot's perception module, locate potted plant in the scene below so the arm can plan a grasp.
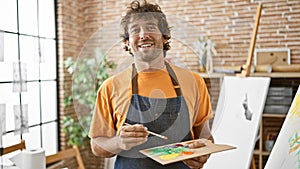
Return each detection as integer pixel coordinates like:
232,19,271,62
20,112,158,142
63,48,116,148
193,36,217,73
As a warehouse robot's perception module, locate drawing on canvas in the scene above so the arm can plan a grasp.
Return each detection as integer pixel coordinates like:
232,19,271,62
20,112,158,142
13,62,27,92
14,104,29,135
243,93,253,121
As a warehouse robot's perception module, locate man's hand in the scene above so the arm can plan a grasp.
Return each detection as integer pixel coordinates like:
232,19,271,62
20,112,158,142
183,140,211,169
117,124,149,150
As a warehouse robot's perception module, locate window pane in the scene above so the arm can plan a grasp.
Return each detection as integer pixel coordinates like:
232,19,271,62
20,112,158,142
1,0,58,157
40,38,57,80
0,33,19,82
21,82,40,126
39,0,56,38
2,133,20,147
42,122,58,155
0,0,17,32
22,125,42,149
0,83,20,132
41,81,57,123
19,35,39,81
18,0,38,36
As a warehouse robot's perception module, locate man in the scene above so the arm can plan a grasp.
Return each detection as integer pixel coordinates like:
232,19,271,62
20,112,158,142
89,0,214,168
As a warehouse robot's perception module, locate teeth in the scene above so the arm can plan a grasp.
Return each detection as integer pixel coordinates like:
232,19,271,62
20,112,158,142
140,44,152,48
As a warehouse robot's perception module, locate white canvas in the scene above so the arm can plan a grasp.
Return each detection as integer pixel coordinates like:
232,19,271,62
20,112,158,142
204,76,270,169
265,85,300,169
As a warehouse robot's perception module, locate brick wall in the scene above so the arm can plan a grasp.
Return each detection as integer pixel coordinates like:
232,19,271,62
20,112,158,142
56,0,105,168
57,0,300,168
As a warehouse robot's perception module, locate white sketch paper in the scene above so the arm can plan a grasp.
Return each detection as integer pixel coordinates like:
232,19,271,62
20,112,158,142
265,86,300,169
0,31,3,62
0,103,5,147
32,38,42,63
13,62,27,92
38,39,45,63
13,104,29,135
204,76,270,169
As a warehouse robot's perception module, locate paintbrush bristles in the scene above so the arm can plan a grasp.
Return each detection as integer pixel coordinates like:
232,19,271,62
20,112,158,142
124,123,168,140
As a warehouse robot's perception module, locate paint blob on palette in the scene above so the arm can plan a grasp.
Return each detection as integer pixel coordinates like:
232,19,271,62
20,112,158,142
140,139,236,165
149,143,194,160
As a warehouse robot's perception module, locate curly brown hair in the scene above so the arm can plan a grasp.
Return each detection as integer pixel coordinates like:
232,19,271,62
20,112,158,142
120,0,171,57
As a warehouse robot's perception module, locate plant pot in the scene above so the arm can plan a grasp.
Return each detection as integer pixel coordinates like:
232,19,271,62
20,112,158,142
199,65,207,72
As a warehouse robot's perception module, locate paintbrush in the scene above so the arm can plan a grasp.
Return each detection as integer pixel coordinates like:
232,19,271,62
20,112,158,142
124,123,168,140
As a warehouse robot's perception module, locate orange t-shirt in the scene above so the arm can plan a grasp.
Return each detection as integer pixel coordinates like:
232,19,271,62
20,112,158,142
89,64,213,139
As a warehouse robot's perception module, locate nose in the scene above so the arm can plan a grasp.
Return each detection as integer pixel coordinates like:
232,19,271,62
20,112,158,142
139,28,149,39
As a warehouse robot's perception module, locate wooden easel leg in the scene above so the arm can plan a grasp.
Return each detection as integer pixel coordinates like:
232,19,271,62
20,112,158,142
251,155,256,169
237,3,262,77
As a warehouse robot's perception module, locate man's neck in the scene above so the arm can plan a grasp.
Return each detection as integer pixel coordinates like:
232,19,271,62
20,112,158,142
134,57,165,72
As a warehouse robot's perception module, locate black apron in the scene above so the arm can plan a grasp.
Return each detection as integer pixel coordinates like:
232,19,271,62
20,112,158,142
115,63,191,169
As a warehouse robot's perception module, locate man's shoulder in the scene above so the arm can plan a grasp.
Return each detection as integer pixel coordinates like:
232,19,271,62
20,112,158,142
101,66,131,87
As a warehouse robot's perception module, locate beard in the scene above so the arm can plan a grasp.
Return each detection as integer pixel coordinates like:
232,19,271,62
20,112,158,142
135,47,164,62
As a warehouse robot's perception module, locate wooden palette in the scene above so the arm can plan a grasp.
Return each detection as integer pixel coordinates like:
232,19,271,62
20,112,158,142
140,139,236,165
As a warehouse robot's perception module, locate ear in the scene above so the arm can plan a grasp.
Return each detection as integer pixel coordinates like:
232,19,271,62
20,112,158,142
163,37,169,44
122,39,130,50
163,39,169,46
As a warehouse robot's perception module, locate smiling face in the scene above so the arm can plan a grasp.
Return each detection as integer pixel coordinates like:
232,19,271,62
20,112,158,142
127,15,166,62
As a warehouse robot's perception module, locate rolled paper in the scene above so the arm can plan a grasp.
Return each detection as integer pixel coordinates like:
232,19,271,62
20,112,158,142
254,65,273,73
10,148,46,169
272,64,300,72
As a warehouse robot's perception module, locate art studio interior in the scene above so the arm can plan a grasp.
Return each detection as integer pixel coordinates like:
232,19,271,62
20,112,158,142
0,0,299,169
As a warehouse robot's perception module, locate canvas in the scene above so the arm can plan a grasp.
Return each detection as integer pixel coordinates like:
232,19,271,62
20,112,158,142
265,85,300,169
203,76,270,169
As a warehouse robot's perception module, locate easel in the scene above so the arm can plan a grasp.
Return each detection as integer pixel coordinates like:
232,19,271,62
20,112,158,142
235,3,263,169
237,3,262,78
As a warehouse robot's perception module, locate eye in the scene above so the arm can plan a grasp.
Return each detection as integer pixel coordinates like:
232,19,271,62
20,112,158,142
130,28,140,35
147,25,158,32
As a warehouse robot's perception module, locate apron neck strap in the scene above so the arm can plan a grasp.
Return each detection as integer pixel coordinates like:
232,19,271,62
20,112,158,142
131,62,182,96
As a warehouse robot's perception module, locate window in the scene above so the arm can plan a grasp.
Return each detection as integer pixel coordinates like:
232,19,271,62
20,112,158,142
0,0,57,155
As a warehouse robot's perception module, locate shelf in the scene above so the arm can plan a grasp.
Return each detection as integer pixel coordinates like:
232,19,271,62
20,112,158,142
253,149,260,155
198,72,300,79
250,72,300,78
261,151,271,156
262,113,287,118
253,150,271,156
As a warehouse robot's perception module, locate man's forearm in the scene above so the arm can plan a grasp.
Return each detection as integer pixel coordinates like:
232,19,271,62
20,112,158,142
90,136,122,157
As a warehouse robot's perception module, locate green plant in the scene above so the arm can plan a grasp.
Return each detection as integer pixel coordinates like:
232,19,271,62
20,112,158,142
63,48,116,147
62,116,90,148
